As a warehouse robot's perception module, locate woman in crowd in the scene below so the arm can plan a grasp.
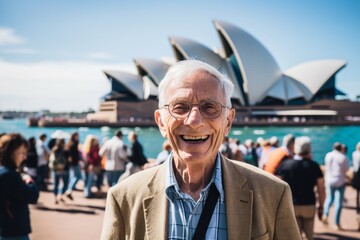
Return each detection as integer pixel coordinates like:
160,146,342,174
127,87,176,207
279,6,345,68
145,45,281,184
49,139,69,204
82,135,102,198
64,132,82,200
0,133,39,240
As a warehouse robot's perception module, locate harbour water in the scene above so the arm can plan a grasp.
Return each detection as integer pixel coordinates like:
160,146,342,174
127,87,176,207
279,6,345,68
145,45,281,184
1,119,359,165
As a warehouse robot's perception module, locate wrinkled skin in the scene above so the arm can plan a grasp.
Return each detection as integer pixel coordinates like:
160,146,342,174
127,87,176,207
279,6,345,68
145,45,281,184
154,71,235,199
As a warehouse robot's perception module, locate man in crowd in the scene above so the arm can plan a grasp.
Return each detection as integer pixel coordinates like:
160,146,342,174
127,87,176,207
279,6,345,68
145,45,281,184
276,136,325,240
99,130,128,187
322,142,349,230
101,60,301,239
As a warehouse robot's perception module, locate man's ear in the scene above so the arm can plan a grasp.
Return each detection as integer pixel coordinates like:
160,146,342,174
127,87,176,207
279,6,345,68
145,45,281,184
154,110,167,138
225,108,235,136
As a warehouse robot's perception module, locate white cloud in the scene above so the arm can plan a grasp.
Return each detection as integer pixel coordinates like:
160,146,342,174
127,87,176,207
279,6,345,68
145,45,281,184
0,60,135,112
0,27,25,46
88,52,117,60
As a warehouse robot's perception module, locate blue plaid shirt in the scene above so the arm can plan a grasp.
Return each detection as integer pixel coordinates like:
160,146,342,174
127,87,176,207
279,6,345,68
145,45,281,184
165,153,228,240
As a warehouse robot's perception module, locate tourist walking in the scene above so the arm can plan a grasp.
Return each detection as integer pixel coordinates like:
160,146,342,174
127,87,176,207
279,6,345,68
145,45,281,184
0,133,39,239
322,142,349,230
64,132,83,200
127,131,148,169
49,139,69,204
276,136,325,240
36,133,50,191
119,131,148,182
99,130,128,187
352,141,360,230
82,135,102,198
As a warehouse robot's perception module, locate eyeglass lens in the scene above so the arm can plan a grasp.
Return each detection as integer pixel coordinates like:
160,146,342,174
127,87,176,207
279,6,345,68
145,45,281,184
168,101,223,119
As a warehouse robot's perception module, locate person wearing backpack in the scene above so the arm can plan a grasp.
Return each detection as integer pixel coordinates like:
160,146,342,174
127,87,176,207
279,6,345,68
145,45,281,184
49,139,69,204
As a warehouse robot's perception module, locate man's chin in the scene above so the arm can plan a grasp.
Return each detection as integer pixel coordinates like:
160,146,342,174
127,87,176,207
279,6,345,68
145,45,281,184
176,151,215,162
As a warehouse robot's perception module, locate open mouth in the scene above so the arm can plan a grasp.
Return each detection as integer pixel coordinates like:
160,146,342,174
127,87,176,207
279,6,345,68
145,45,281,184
181,135,209,142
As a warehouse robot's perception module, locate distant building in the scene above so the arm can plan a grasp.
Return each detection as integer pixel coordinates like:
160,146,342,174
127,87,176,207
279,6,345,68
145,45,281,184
87,20,360,126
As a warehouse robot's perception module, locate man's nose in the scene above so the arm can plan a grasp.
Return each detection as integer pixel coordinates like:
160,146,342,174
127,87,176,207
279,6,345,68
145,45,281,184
183,107,204,128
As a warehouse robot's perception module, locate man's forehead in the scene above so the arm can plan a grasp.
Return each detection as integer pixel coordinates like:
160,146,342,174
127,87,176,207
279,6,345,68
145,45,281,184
170,71,220,89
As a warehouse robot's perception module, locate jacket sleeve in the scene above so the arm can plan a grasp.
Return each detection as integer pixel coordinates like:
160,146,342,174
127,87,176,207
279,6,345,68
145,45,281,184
274,183,301,240
101,189,125,240
11,173,39,205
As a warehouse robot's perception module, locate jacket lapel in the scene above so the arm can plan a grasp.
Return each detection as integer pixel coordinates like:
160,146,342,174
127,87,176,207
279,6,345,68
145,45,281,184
143,163,168,240
222,157,253,240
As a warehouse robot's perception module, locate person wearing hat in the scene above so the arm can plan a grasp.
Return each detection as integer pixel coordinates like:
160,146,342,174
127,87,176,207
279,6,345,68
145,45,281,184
99,130,128,187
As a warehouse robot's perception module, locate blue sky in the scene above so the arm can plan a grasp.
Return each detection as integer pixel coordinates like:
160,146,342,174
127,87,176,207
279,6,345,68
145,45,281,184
0,0,359,111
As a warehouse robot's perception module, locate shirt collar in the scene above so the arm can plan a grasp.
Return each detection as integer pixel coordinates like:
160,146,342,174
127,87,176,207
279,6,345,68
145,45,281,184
165,152,225,202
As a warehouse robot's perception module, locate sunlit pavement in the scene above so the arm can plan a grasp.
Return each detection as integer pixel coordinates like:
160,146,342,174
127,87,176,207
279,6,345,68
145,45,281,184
29,182,360,240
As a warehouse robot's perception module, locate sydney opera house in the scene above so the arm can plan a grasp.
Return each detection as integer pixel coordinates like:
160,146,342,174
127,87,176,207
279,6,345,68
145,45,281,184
86,20,360,127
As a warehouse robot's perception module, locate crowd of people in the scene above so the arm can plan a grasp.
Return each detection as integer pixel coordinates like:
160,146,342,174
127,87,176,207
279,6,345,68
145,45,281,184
0,129,173,239
1,60,360,239
219,134,360,239
1,129,360,239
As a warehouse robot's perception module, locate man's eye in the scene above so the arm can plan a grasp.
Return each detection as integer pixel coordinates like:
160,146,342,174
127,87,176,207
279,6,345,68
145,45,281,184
201,103,218,113
172,103,190,113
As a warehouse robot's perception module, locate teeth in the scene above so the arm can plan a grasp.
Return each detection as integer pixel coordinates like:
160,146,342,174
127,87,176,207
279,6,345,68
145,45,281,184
182,135,208,140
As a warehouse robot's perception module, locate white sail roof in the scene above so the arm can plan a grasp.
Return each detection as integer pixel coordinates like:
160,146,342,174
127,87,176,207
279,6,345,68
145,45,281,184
169,36,245,105
284,59,347,96
213,19,282,105
103,70,144,100
133,58,170,85
260,75,313,103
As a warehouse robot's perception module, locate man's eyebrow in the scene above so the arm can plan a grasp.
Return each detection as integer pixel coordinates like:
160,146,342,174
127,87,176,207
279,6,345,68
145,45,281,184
171,97,188,102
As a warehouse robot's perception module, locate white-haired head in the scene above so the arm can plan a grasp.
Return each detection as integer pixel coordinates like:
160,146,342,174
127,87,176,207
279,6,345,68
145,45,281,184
294,136,312,156
157,60,234,108
282,134,295,149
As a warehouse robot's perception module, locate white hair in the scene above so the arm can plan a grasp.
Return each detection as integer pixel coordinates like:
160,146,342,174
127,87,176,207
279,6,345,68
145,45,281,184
294,136,311,156
157,60,234,108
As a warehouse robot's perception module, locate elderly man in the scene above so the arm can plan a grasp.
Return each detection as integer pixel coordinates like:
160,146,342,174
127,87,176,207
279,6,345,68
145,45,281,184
101,60,301,239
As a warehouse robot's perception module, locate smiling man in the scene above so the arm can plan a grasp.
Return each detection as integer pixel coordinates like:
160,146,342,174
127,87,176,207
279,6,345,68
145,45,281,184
101,60,301,240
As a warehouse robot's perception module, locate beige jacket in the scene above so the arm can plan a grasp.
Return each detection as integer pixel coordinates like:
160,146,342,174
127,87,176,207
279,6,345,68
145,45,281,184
101,156,301,240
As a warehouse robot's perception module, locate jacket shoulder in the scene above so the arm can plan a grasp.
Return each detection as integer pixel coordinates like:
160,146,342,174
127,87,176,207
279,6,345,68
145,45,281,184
224,159,288,187
108,165,163,199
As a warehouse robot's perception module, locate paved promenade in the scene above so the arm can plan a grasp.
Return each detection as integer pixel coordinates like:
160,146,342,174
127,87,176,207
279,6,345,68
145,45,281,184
29,182,360,240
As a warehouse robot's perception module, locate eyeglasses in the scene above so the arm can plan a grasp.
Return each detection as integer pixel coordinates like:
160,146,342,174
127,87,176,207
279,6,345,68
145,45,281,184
163,100,230,120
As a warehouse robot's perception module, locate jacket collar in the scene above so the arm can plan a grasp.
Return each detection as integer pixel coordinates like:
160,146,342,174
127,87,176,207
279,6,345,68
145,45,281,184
142,156,254,240
143,162,168,239
221,156,253,240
